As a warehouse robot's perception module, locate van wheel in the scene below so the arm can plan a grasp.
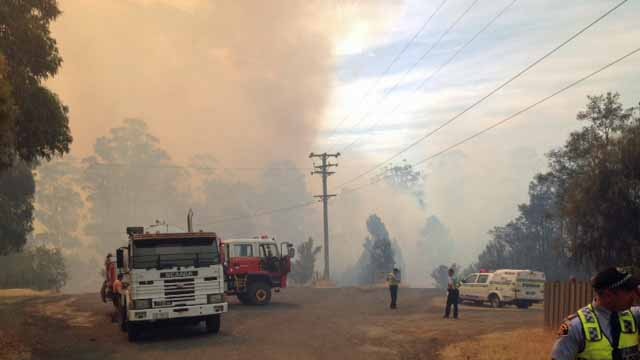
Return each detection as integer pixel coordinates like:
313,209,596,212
489,295,501,308
517,301,530,309
248,282,272,305
205,314,221,333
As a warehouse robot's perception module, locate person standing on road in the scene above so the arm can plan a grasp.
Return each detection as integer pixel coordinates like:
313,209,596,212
111,273,124,322
387,268,401,309
550,267,640,360
443,268,459,319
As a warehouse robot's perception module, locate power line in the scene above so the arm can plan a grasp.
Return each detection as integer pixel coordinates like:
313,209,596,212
336,0,629,190
330,0,480,153
194,200,319,228
341,45,640,195
325,0,450,148
52,159,313,172
340,0,519,153
70,46,640,231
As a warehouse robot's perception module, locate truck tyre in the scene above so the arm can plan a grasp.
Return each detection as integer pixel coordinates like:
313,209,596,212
205,314,221,334
237,294,251,305
489,294,502,308
516,301,530,309
127,322,140,342
248,282,272,305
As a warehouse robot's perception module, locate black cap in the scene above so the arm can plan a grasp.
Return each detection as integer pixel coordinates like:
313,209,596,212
591,267,640,291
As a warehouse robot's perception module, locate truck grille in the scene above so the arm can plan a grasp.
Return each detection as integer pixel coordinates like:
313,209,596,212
164,278,195,302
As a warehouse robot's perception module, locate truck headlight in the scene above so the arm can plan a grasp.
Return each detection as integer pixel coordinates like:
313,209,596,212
207,294,224,304
133,299,152,310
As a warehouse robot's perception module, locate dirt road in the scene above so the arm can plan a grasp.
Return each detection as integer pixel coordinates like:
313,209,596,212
1,287,543,360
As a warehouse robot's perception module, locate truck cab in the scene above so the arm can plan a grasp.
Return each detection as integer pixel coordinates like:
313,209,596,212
222,236,295,305
116,227,228,341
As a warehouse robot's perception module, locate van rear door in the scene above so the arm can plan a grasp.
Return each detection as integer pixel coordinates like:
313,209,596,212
515,271,545,301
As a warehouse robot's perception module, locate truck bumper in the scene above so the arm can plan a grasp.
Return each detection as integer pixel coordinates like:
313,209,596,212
128,302,228,323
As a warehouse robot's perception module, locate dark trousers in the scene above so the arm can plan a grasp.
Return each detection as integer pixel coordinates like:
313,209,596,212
444,289,459,318
389,285,398,308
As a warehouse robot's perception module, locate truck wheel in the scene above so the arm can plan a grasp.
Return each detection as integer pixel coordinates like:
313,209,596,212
205,314,221,334
127,322,140,342
489,294,502,308
248,282,272,305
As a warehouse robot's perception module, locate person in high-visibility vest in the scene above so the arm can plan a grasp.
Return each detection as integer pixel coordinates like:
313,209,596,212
443,268,460,319
551,267,640,360
386,268,401,309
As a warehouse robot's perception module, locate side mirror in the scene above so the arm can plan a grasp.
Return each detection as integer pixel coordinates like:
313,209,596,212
116,248,124,268
288,246,295,258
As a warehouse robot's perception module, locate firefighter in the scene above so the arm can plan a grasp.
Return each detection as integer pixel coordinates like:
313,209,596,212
101,253,116,303
550,267,640,360
111,273,124,322
443,267,459,319
387,267,401,309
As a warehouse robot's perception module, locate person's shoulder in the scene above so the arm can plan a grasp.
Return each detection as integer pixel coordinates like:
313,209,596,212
557,313,582,337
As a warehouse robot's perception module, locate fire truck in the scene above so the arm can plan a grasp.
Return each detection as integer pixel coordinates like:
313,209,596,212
221,236,295,305
115,226,228,341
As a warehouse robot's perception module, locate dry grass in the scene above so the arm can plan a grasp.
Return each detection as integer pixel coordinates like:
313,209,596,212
0,289,51,298
0,329,31,360
439,328,556,360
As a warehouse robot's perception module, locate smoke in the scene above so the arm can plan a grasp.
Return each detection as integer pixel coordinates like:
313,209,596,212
36,0,410,292
48,0,402,166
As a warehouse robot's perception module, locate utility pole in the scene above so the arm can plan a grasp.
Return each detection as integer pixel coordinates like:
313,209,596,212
309,152,340,281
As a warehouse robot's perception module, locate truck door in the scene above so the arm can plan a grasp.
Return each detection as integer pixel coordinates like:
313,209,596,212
259,244,282,284
229,243,260,273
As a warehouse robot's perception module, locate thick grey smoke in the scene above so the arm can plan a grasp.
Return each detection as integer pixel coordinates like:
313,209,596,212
48,0,400,167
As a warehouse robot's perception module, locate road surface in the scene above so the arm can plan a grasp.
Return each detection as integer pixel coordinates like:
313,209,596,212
0,287,542,359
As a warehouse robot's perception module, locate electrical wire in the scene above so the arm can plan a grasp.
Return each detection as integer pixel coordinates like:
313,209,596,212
340,0,519,153
325,0,450,148
340,46,640,195
336,0,629,190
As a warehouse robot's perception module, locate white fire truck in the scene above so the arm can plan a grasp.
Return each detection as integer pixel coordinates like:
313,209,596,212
115,226,228,341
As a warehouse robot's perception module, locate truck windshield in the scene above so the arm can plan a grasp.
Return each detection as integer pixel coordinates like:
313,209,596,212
132,238,220,269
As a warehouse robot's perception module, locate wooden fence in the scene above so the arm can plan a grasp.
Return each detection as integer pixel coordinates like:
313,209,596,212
544,281,594,329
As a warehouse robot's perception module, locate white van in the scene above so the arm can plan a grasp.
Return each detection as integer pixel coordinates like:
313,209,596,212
459,269,545,309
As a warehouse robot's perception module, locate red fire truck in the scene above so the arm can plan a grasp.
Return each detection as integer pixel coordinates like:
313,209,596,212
221,236,295,305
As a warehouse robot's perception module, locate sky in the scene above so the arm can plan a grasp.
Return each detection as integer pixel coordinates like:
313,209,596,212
317,0,640,273
44,0,640,285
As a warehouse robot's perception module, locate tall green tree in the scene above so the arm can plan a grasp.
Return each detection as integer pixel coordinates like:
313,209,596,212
0,162,34,254
290,237,322,285
352,214,395,285
473,93,639,277
0,55,16,168
34,159,83,248
549,93,639,267
418,216,454,267
83,119,187,253
0,1,71,169
0,1,71,255
375,160,425,208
